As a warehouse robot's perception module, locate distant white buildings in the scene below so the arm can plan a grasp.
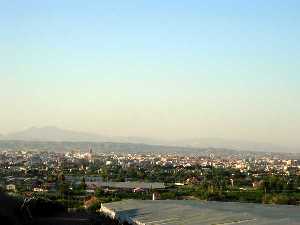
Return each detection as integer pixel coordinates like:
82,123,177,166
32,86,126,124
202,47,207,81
33,187,48,192
6,184,16,192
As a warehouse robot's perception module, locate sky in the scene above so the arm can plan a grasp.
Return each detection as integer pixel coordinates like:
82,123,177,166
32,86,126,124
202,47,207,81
1,0,300,148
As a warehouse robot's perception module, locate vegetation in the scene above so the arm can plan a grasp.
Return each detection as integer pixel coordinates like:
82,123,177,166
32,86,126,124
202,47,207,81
3,160,300,207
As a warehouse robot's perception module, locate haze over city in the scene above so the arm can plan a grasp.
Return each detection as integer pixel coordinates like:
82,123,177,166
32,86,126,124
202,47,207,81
1,0,300,149
2,1,300,225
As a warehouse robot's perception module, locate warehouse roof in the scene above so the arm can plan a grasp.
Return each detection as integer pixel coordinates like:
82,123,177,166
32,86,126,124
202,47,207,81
86,181,165,189
102,199,300,225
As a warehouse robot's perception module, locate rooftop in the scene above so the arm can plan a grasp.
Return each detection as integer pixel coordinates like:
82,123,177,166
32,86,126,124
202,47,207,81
102,199,300,225
86,181,165,189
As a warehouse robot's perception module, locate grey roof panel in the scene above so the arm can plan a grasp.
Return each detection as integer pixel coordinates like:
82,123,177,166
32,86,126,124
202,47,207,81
102,200,300,225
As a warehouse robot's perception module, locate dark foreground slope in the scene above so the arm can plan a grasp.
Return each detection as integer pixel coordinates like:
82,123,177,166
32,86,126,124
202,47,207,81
0,193,122,225
0,193,23,225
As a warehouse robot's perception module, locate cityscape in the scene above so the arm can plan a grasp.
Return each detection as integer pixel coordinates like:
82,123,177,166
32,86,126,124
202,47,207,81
1,0,300,224
1,139,300,224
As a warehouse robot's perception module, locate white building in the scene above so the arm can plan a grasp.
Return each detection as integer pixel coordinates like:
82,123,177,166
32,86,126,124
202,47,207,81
6,184,16,192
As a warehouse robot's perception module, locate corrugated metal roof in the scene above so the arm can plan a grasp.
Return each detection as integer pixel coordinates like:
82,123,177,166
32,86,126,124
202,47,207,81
102,200,300,225
86,181,165,189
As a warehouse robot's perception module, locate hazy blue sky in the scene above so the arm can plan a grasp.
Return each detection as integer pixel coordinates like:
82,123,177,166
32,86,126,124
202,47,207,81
1,1,300,148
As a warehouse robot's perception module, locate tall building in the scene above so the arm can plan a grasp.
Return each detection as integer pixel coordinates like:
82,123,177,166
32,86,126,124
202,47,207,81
88,146,94,163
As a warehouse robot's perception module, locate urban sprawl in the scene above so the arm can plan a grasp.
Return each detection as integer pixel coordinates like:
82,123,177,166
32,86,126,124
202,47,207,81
1,146,300,208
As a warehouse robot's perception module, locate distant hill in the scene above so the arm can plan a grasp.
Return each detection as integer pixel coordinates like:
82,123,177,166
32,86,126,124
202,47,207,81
1,126,298,153
170,138,299,153
2,126,103,142
1,127,164,144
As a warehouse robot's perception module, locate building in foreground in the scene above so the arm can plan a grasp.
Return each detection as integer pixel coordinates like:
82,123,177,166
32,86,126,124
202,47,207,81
101,199,300,225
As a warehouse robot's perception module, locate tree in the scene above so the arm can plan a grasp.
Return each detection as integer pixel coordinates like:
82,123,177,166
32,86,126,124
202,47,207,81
95,188,104,197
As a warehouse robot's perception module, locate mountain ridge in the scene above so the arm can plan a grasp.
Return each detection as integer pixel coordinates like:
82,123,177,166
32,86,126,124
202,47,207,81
1,126,298,153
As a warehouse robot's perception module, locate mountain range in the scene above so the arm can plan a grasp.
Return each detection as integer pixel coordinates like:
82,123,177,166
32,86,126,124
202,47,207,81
0,126,298,153
0,127,165,145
